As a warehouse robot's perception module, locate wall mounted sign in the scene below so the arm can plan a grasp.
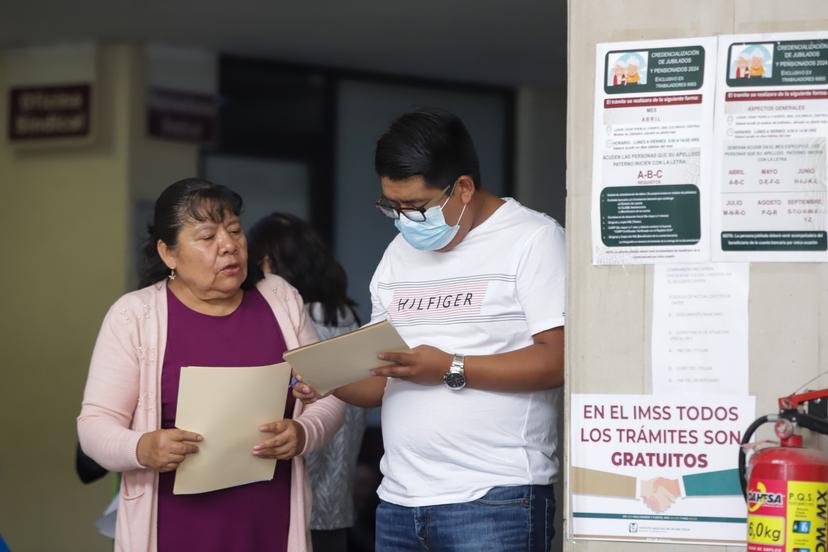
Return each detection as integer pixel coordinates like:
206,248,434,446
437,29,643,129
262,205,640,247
146,87,217,144
570,394,755,545
712,31,828,262
591,37,718,265
8,84,91,141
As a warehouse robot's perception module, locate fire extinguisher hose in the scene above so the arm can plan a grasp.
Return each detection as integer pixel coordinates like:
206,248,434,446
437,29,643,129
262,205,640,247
739,414,771,499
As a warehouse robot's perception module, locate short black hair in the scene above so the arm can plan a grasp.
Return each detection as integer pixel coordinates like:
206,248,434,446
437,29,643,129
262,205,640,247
374,109,481,190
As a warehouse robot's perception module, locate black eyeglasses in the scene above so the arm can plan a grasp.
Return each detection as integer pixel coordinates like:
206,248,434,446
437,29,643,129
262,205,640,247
375,184,454,222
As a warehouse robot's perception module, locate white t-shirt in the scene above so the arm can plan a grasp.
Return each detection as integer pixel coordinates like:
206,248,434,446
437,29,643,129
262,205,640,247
369,198,566,507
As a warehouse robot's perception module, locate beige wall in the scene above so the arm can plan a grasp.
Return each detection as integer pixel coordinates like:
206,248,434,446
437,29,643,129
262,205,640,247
565,1,828,551
0,43,198,551
0,44,132,552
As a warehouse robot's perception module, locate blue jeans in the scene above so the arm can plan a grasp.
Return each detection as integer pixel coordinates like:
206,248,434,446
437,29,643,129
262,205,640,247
375,484,555,552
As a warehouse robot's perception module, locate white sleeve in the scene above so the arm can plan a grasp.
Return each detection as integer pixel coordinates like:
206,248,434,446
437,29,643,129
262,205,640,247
368,255,390,325
515,223,566,335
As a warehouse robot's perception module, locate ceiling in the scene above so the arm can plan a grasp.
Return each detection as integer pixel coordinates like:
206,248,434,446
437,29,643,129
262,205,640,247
0,0,566,87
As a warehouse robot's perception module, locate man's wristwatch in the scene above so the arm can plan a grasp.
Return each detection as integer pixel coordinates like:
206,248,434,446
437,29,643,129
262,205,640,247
443,354,466,390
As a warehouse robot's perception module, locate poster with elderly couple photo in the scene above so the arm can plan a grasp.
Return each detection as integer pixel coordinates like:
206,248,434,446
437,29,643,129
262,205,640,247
713,31,828,262
592,36,716,266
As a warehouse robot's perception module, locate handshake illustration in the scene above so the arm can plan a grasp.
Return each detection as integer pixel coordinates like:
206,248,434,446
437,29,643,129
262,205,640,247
573,467,741,514
639,477,682,513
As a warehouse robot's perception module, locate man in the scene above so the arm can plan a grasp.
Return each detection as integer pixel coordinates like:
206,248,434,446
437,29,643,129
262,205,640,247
298,109,565,551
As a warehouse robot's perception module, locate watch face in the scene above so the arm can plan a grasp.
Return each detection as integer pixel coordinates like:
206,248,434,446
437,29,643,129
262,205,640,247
444,372,466,389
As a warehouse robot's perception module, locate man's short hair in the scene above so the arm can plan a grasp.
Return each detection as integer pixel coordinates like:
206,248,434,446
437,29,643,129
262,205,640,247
375,109,481,190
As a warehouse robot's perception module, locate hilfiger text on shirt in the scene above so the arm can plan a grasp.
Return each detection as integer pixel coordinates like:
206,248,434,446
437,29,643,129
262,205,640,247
396,292,474,311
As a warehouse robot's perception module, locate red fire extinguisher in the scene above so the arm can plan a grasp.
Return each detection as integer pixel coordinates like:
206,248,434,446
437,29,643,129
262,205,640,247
740,389,828,551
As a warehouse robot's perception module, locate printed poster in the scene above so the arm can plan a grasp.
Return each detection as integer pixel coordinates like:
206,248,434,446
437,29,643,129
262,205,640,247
592,37,718,265
570,394,755,544
712,31,828,261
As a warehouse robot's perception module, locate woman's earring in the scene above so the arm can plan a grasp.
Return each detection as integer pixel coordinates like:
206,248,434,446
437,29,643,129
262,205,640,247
169,268,176,281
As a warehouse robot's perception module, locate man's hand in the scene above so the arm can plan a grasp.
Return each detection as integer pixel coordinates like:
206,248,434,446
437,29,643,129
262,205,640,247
370,345,452,385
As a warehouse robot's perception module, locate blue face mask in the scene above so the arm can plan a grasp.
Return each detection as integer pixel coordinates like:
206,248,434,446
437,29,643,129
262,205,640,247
394,196,467,251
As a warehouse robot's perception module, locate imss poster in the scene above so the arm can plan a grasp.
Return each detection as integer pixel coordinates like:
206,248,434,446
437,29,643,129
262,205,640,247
592,37,717,265
712,31,828,262
570,394,755,545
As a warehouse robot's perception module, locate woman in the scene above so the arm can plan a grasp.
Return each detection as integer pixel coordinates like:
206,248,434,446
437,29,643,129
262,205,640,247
248,213,365,552
78,178,344,552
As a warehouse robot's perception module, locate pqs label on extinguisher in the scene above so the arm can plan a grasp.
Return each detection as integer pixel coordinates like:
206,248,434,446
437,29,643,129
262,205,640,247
747,479,828,552
786,481,828,552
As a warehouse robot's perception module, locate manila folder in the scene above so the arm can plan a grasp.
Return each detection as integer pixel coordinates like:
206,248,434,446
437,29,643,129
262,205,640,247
173,362,292,495
284,320,409,395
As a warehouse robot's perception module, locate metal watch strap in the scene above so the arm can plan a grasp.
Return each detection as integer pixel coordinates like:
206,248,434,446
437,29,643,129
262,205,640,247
450,354,465,374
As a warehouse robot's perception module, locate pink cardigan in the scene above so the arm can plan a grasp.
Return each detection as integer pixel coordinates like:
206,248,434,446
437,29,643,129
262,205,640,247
77,275,345,552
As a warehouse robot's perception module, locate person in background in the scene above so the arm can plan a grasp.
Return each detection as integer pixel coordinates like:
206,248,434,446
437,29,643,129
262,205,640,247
296,109,566,552
248,212,366,552
78,178,344,552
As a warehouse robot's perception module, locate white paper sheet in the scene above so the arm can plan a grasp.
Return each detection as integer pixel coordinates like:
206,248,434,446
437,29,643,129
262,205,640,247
651,263,749,395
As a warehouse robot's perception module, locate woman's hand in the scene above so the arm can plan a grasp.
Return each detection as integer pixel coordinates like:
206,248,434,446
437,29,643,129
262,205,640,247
370,345,452,385
253,420,306,460
291,374,326,405
136,429,202,472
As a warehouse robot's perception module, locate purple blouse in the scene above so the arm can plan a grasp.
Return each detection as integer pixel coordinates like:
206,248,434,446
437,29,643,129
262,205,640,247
157,286,295,552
